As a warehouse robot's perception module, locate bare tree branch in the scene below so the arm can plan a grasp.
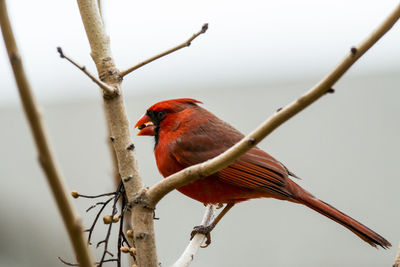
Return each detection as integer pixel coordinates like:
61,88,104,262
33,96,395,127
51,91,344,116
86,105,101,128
394,243,400,267
120,23,208,77
76,0,143,200
171,205,215,267
146,3,400,207
57,47,116,95
75,0,156,266
97,0,103,22
0,1,94,266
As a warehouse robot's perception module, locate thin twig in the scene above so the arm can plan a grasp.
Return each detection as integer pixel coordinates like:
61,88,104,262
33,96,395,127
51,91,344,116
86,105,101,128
58,257,118,266
78,191,117,199
171,205,215,267
146,3,400,207
117,196,124,267
57,47,116,95
77,182,128,266
58,257,80,266
98,189,121,267
86,201,108,212
120,23,208,77
85,196,114,245
0,1,94,266
121,232,131,248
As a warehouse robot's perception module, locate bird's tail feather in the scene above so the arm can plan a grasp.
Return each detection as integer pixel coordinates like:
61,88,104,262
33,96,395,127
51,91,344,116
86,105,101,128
289,181,391,249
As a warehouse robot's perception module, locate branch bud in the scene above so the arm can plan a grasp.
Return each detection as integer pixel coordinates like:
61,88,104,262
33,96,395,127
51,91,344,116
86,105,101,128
126,229,134,238
71,190,79,198
129,247,137,256
120,246,130,253
103,215,112,224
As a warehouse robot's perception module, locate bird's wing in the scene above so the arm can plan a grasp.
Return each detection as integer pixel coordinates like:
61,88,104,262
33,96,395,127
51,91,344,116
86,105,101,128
218,148,292,198
172,129,291,197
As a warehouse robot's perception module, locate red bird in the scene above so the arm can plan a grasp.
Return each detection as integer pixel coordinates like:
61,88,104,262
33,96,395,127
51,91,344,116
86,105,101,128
135,98,390,248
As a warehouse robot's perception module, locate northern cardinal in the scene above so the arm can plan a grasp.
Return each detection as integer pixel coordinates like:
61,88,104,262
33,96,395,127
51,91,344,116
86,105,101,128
135,98,390,248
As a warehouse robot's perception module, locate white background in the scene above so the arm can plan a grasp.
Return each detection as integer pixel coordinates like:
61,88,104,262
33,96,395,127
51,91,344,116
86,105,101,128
1,0,399,105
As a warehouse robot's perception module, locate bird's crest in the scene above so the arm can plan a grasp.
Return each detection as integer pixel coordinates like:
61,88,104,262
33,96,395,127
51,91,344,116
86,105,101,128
148,98,203,113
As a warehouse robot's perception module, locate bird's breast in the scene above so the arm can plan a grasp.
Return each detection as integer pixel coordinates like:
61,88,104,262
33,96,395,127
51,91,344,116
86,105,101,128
154,136,183,177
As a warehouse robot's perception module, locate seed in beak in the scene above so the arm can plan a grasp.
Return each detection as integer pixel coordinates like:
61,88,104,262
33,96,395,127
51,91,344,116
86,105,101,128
138,124,146,130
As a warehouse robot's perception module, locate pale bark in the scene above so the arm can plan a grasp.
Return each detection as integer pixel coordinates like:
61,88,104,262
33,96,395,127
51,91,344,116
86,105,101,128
76,0,156,266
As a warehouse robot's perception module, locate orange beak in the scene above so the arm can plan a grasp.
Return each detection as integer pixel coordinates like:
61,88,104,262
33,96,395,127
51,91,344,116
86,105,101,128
134,113,156,136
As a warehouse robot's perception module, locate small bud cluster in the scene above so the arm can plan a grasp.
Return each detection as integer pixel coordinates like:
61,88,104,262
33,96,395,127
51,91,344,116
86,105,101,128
103,215,120,224
120,246,136,256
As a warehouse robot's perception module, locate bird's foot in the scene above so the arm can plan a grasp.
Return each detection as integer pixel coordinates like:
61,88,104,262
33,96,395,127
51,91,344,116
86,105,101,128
190,225,214,248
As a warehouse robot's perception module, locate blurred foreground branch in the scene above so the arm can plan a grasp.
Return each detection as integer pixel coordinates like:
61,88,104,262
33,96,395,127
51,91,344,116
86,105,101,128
0,0,94,266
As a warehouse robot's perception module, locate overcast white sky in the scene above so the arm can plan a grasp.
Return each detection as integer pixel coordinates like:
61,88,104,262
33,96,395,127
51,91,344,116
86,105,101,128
1,0,399,105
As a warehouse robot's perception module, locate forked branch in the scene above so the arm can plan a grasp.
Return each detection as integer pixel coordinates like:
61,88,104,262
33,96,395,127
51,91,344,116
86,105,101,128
120,23,208,77
74,2,210,266
57,47,116,95
146,3,400,207
75,0,150,266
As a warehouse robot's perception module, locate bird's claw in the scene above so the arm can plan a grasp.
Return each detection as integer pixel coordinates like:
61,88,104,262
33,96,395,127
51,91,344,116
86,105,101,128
190,225,214,248
216,203,224,209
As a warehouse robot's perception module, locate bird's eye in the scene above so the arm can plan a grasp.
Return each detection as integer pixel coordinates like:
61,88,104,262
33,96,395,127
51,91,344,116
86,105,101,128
157,111,165,121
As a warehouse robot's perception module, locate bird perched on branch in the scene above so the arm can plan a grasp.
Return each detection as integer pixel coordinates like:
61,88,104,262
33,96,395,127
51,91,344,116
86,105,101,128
135,98,390,249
